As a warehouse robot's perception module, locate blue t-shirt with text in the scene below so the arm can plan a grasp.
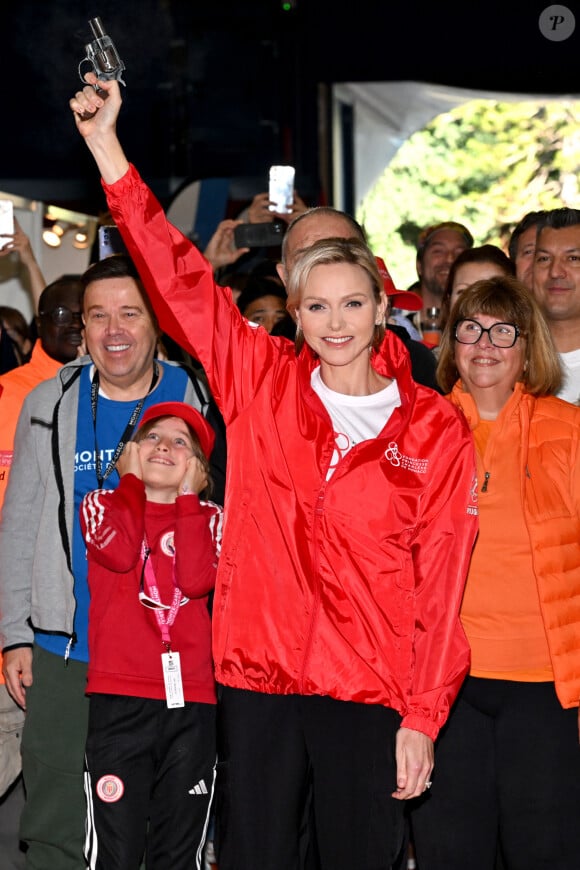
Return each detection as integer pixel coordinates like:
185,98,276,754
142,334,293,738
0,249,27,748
35,362,189,662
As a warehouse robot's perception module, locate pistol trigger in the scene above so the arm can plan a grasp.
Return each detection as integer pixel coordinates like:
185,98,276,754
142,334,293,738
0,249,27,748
78,57,93,87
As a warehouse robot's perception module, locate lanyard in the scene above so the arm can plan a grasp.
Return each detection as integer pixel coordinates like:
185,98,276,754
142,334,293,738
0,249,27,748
139,538,185,651
90,362,159,488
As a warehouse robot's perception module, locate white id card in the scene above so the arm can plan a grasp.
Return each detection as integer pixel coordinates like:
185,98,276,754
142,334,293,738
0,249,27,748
161,651,185,708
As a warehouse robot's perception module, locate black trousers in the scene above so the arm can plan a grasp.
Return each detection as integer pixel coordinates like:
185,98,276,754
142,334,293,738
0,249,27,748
411,677,580,870
215,688,404,870
84,694,216,870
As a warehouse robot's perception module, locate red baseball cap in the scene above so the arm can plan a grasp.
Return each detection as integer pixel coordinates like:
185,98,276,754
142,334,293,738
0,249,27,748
138,401,215,458
375,257,423,311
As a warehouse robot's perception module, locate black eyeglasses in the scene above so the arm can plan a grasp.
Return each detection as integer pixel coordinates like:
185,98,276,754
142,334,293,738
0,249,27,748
454,319,520,349
40,306,83,326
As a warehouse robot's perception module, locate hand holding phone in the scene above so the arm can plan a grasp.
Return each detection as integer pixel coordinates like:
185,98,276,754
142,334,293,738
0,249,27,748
234,222,285,249
0,201,14,251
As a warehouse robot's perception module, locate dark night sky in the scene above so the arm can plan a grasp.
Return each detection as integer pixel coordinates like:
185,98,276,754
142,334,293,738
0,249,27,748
2,1,579,213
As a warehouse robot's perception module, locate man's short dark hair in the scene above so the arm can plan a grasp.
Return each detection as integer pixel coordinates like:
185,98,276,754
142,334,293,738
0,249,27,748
534,207,580,237
38,276,84,315
81,253,141,290
508,210,548,261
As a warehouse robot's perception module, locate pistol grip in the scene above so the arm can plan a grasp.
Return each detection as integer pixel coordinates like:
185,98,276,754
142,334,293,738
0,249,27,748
77,84,108,122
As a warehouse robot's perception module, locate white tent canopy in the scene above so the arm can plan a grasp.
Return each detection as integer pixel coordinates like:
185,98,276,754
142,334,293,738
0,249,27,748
331,81,580,211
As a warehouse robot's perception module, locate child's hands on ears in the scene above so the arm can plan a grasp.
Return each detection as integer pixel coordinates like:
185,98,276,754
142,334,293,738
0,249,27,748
178,456,208,497
116,442,143,479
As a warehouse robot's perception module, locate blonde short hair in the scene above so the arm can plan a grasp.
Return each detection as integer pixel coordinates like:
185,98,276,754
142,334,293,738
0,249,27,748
285,237,386,353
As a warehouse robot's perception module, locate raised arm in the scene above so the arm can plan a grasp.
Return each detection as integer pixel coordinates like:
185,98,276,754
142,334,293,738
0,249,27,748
70,78,289,426
0,219,47,313
69,75,129,184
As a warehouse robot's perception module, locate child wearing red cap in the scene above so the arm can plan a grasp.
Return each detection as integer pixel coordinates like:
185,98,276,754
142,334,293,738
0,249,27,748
80,402,223,870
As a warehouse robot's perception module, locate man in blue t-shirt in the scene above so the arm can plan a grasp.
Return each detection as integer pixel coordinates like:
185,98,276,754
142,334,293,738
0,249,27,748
0,254,221,869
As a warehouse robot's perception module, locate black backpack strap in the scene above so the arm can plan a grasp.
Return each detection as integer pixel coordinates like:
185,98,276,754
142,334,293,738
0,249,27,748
51,367,83,573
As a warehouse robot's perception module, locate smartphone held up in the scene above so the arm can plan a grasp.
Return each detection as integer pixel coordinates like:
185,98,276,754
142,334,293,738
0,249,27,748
268,165,295,214
98,225,128,260
0,200,14,251
233,222,285,250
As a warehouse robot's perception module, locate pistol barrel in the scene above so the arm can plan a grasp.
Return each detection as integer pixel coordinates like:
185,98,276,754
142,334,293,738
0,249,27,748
89,17,106,39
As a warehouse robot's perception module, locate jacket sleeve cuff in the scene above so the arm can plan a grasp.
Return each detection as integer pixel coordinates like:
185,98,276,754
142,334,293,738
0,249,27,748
400,713,440,742
2,643,34,655
101,163,134,193
176,493,202,515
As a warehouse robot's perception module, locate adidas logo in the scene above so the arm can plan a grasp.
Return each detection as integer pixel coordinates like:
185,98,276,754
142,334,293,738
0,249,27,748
188,779,208,795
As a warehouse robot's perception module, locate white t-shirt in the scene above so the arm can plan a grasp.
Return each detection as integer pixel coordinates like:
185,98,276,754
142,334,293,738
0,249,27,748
310,366,402,479
557,349,580,406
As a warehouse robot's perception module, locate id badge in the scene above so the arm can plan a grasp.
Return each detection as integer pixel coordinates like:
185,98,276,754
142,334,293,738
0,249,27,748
161,651,185,708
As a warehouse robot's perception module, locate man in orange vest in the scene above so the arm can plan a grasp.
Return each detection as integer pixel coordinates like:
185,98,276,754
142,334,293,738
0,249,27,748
0,276,83,869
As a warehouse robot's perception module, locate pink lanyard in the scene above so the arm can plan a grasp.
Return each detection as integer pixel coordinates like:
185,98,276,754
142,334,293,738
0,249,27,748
140,539,182,651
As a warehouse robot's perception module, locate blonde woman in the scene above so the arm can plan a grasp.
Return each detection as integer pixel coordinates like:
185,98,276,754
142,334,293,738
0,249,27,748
70,76,478,870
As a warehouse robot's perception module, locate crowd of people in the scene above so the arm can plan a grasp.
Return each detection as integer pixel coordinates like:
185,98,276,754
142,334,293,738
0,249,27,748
0,72,578,870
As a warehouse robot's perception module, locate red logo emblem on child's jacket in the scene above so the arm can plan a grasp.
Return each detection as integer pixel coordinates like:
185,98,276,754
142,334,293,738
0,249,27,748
96,774,125,803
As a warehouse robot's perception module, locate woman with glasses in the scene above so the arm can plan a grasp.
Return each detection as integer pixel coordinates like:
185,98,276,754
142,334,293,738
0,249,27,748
412,275,580,870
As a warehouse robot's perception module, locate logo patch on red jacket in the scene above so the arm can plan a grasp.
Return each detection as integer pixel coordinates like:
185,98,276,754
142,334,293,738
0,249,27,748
96,774,124,803
384,441,428,474
161,531,175,557
467,472,479,516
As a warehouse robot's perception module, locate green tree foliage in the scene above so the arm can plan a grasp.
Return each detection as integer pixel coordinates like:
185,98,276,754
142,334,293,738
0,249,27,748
358,99,580,289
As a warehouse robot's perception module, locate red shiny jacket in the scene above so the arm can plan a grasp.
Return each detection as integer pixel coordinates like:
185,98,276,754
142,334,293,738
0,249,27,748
105,165,478,739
